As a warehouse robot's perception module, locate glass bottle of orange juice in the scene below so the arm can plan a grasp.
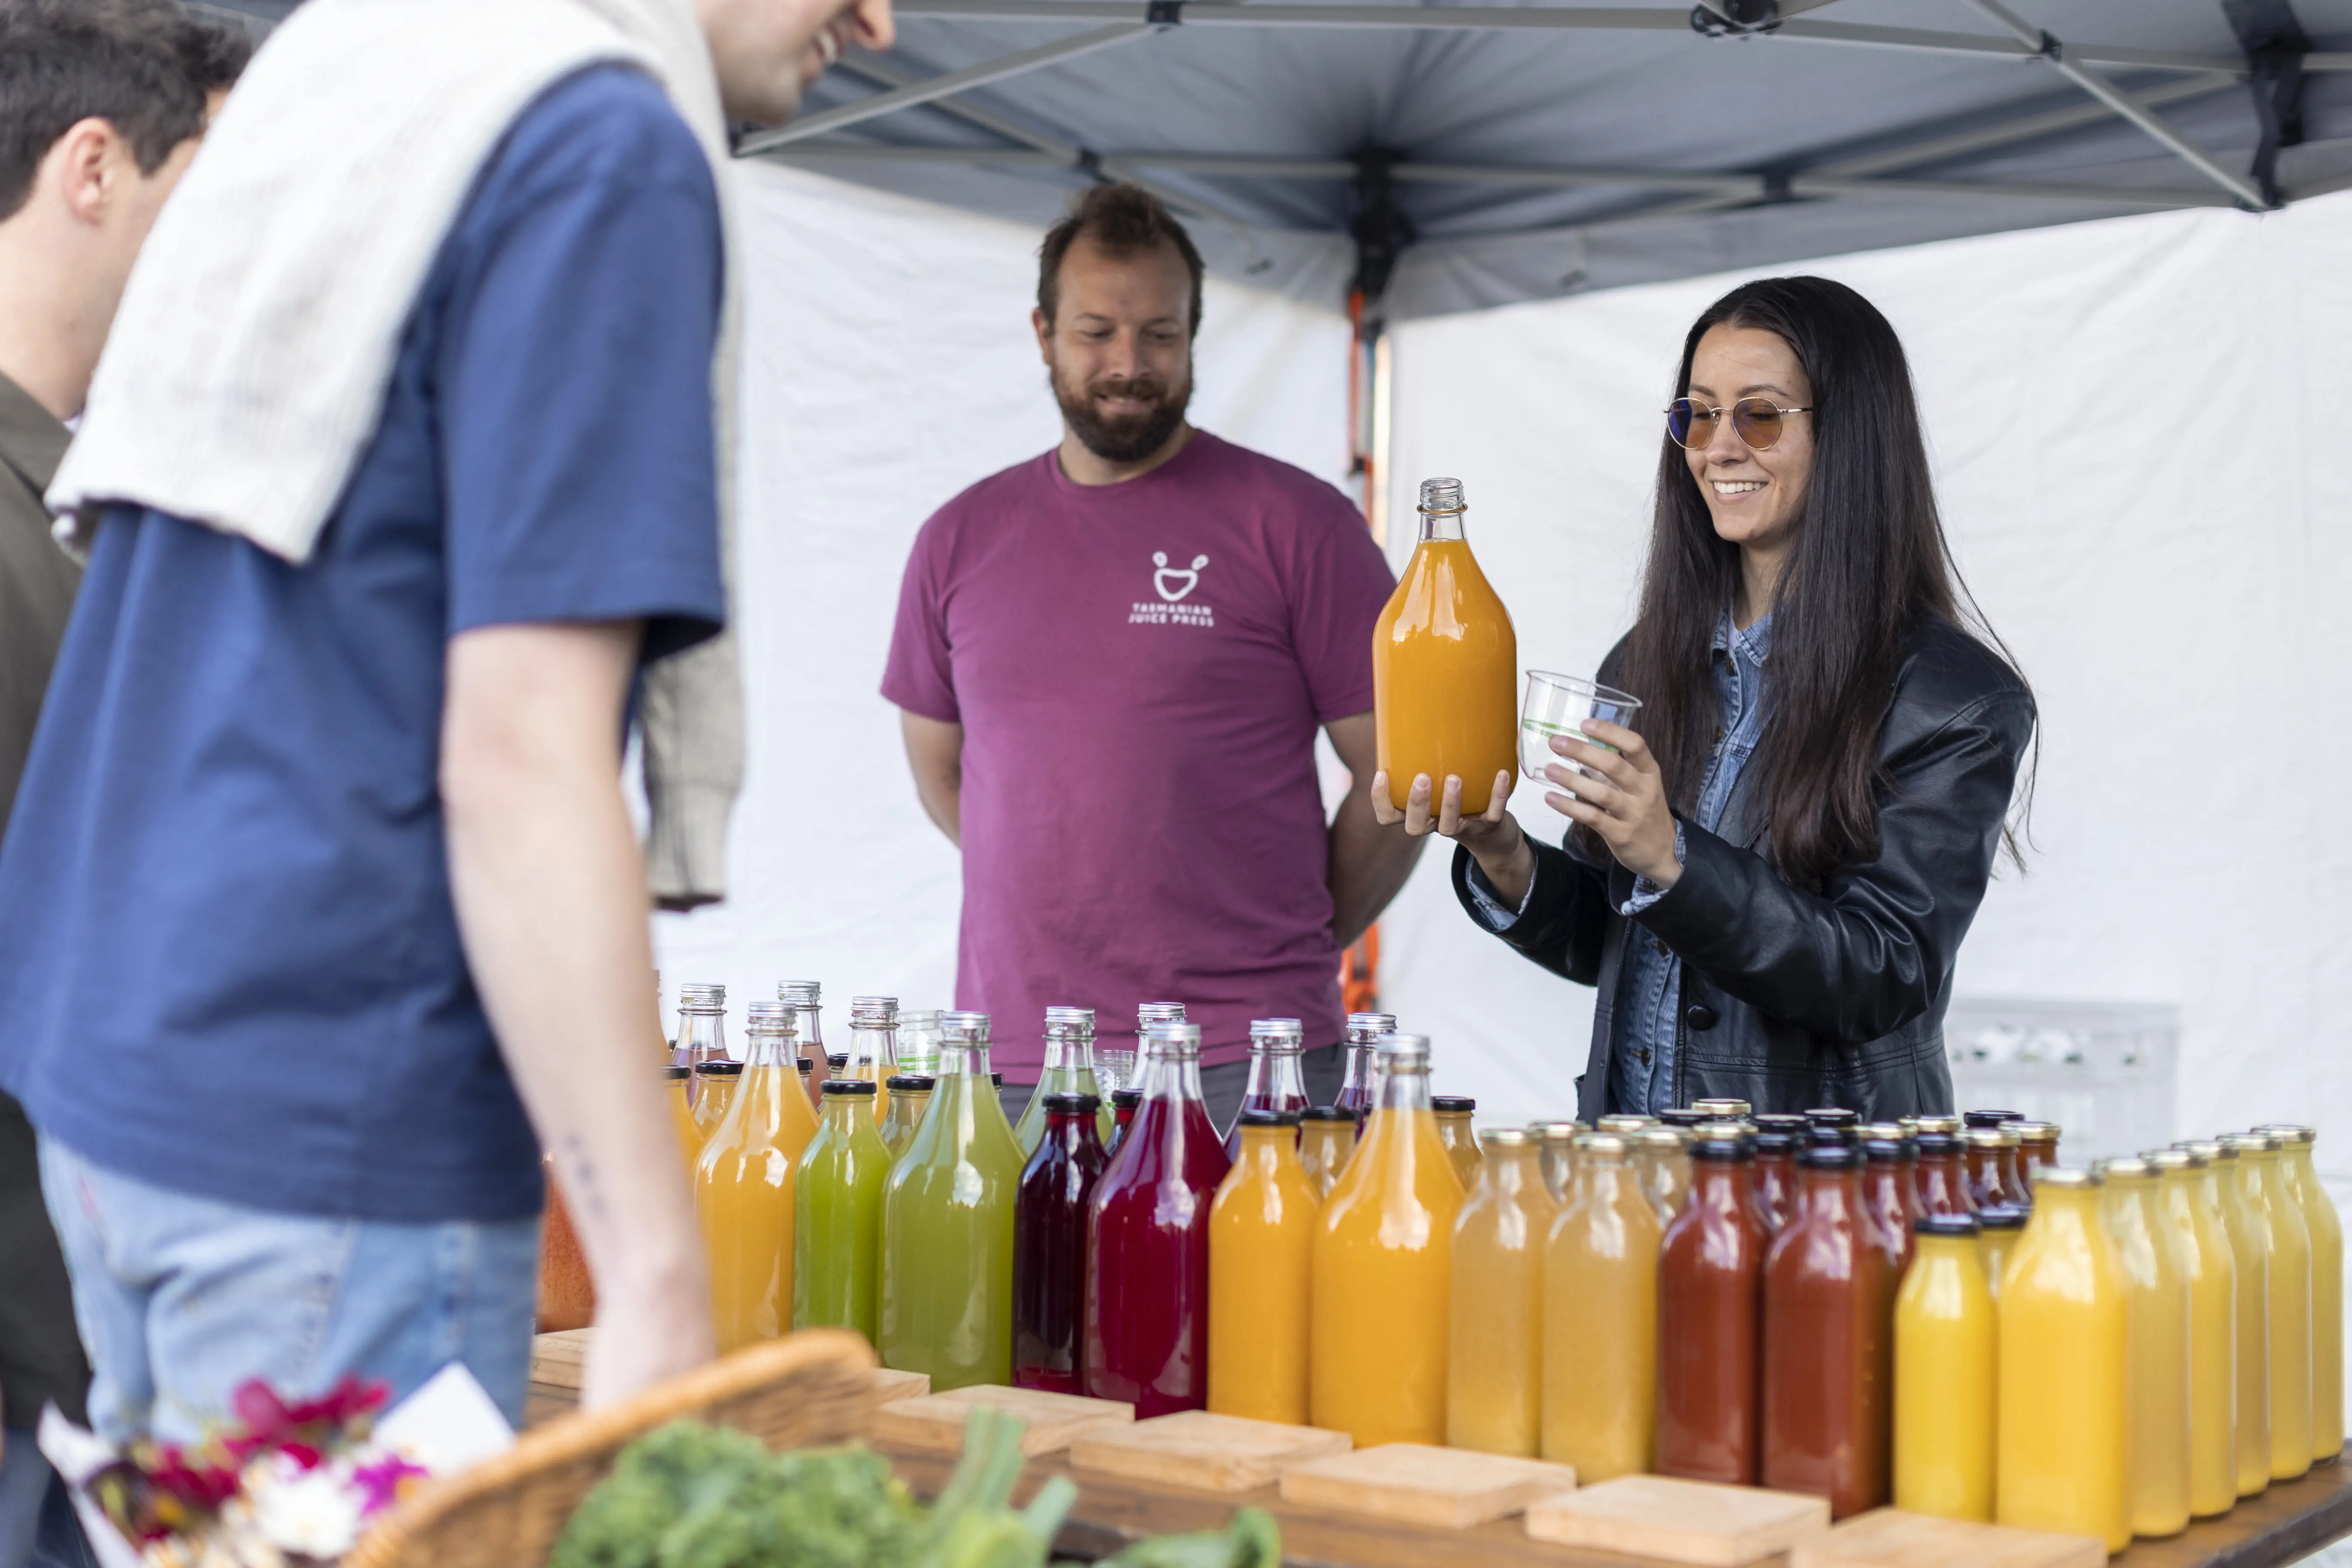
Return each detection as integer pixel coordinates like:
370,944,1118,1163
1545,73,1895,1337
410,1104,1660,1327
1997,1167,2129,1554
1372,478,1517,816
1543,1130,1662,1481
1894,1213,1994,1521
1298,1107,1356,1199
2100,1157,2191,1538
1208,1109,1320,1424
692,1061,742,1142
838,994,900,1123
1310,1033,1464,1446
2230,1133,2314,1481
695,1002,820,1352
665,1064,701,1175
2150,1146,2238,1519
1449,1127,1555,1457
2187,1139,2272,1500
2256,1125,2343,1464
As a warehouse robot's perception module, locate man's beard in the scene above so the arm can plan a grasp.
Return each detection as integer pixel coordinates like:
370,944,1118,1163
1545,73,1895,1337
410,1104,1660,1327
1053,362,1192,465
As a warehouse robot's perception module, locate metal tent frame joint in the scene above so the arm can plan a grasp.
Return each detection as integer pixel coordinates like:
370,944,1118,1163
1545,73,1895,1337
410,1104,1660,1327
1689,1,1780,40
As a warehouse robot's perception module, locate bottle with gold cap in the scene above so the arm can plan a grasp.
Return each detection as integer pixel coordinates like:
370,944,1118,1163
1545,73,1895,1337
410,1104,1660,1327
2254,1124,2343,1464
2184,1138,2272,1500
1448,1127,1554,1456
2013,1121,2061,1177
2148,1145,2238,1519
1544,1130,1660,1481
1433,1096,1482,1189
1530,1120,1580,1204
1690,1098,1752,1122
1895,1212,1994,1521
2099,1156,2191,1538
1298,1106,1356,1199
1640,1125,1695,1220
1963,1124,2027,1210
2228,1132,2313,1481
1997,1166,2129,1553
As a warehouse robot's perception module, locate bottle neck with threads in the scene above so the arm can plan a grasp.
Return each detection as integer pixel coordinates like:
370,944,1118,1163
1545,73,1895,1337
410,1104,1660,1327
676,983,728,1067
846,995,897,1077
781,981,824,1063
1045,1007,1097,1075
939,1011,992,1080
1416,477,1465,543
1241,1017,1307,1110
741,1001,798,1069
1372,1032,1434,1116
1140,1021,1209,1106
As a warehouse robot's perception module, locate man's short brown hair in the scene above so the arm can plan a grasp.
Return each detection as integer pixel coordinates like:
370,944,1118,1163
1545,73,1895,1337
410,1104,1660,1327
0,0,252,221
1037,183,1206,337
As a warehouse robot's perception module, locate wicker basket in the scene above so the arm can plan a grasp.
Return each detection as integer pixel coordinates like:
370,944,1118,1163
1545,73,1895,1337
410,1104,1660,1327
345,1329,878,1568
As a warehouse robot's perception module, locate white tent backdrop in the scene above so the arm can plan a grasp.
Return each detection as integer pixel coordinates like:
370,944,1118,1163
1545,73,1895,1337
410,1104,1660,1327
657,159,2352,1156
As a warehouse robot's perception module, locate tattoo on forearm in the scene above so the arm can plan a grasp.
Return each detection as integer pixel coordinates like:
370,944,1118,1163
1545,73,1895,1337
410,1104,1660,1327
555,1131,610,1226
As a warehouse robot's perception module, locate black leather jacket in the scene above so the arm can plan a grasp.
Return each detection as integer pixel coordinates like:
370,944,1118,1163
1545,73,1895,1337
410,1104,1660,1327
1454,617,2035,1123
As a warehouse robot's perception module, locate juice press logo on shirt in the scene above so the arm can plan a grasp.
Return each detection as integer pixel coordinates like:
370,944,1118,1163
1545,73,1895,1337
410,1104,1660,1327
1130,551,1215,627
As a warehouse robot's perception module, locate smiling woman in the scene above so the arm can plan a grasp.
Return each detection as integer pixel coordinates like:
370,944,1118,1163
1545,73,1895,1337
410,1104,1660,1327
1372,275,2037,1121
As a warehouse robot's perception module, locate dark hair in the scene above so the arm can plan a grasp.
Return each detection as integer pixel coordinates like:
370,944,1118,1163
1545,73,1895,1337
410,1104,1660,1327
1614,275,2030,888
0,0,251,221
1037,182,1205,337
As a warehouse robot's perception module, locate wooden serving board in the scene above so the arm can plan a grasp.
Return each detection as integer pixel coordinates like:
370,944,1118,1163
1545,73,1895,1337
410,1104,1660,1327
1280,1443,1576,1529
1789,1508,2107,1568
872,1367,931,1404
1524,1474,1831,1566
1069,1410,1351,1492
872,1384,1135,1456
528,1327,593,1392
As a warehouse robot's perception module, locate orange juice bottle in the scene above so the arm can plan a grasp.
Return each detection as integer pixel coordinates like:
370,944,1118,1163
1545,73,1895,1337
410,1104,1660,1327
1209,1109,1320,1424
1449,1127,1556,1456
2100,1157,2190,1537
1894,1213,1995,1521
2256,1125,2343,1464
1543,1131,1662,1480
2150,1147,2238,1519
665,1065,701,1175
695,1001,821,1351
839,995,900,1124
692,1061,742,1141
1997,1167,2129,1553
1298,1107,1356,1199
1372,478,1517,815
1433,1096,1482,1190
2229,1133,2313,1481
2189,1139,2272,1500
1310,1033,1464,1446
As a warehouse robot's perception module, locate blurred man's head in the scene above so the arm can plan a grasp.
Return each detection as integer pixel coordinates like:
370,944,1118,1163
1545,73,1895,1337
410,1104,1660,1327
695,0,896,126
0,0,248,418
1033,184,1205,466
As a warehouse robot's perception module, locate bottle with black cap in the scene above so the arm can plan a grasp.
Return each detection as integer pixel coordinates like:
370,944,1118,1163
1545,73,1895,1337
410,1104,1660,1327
1298,1106,1356,1198
1209,1108,1316,1424
1893,1211,1993,1521
880,1073,934,1157
1656,1121,1766,1486
1012,1091,1106,1395
795,1078,890,1342
1750,1113,1805,1234
1761,1139,1894,1519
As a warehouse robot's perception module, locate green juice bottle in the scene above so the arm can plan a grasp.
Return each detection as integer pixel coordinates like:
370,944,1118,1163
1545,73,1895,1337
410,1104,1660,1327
879,1011,1023,1388
793,1078,892,1343
1015,1007,1113,1154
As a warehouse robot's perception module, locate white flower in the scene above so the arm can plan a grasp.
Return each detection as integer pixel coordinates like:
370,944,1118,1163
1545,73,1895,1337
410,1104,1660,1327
244,1455,363,1560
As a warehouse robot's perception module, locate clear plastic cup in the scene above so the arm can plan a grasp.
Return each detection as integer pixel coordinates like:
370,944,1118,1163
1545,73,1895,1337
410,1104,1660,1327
1521,671,1642,781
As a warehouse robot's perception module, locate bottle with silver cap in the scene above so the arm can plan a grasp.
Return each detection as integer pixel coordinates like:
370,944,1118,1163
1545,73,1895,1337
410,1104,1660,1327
672,982,729,1095
1084,1019,1228,1416
1310,1031,1464,1446
1334,1011,1396,1126
2253,1123,2344,1466
697,999,818,1353
2181,1136,2271,1500
879,1010,1022,1389
1223,1018,1309,1161
1371,476,1518,815
780,980,827,1110
838,995,900,1124
2226,1131,2313,1482
1016,1007,1107,1155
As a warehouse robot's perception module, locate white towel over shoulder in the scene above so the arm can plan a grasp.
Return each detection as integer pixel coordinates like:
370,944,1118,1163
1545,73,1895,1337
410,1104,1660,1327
49,0,744,908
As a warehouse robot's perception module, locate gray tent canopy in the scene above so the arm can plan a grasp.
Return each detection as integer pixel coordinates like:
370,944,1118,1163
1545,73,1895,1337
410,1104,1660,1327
201,0,2352,318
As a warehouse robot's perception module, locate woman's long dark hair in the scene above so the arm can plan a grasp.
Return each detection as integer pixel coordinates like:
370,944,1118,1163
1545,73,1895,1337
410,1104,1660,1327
1612,275,2028,889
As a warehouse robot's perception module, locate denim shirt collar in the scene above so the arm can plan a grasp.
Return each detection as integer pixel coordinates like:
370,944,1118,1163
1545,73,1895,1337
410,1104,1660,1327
1714,603,1773,667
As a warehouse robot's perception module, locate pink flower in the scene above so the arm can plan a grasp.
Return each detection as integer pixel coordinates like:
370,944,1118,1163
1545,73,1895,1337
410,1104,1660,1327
351,1453,431,1516
228,1374,389,1457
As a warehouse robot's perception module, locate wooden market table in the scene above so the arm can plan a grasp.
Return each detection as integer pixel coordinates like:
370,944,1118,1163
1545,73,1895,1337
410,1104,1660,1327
523,1333,2352,1568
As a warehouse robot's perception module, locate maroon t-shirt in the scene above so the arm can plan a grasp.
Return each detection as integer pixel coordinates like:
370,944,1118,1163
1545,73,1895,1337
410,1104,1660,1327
882,431,1396,1072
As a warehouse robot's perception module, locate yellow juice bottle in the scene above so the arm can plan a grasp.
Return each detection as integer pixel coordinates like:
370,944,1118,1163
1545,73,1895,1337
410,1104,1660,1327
1542,1131,1661,1481
2150,1147,2238,1518
665,1065,701,1174
1977,1205,2025,1300
2190,1139,2272,1499
840,995,901,1124
1298,1107,1356,1199
1531,1120,1580,1204
1434,1097,1482,1191
692,1061,742,1141
2230,1133,2313,1481
2257,1125,2343,1463
1209,1110,1320,1424
2101,1157,2191,1537
1449,1128,1556,1456
1638,1127,1694,1220
1310,1034,1464,1446
1894,1214,1995,1521
695,1003,820,1352
881,1074,933,1157
1372,478,1517,815
1997,1167,2129,1553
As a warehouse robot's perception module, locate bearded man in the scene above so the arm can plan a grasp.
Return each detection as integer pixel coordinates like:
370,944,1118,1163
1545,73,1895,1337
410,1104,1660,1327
883,183,1422,1126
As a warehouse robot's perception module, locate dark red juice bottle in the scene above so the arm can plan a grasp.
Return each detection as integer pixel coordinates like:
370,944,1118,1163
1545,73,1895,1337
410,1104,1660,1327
1914,1130,1975,1217
1012,1091,1107,1393
1107,1089,1141,1156
1224,1017,1309,1161
1656,1122,1767,1484
1962,1126,2027,1210
1083,1021,1231,1415
1761,1142,1897,1520
1333,1011,1394,1128
1859,1127,1917,1274
1751,1114,1805,1234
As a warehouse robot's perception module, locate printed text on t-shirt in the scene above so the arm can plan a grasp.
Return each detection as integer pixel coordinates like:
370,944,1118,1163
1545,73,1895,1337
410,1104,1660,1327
1133,550,1215,627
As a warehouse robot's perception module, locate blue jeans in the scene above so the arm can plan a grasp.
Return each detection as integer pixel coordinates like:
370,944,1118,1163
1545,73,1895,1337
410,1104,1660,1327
37,1139,539,1445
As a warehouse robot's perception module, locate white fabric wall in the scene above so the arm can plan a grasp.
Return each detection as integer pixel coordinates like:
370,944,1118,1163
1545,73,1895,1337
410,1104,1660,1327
650,164,1355,1037
1377,193,2352,1144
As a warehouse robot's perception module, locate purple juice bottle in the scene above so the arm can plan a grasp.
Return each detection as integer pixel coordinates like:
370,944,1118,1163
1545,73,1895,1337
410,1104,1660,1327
1083,1021,1231,1414
1012,1091,1107,1394
1333,1011,1396,1129
1224,1017,1310,1161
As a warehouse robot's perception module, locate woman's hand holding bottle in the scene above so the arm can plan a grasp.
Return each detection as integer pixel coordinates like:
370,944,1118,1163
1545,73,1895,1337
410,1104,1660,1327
1369,767,1536,906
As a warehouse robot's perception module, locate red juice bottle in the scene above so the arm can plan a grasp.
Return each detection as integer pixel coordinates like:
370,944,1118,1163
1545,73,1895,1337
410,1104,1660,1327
1083,1021,1231,1414
1225,1018,1310,1161
1915,1130,1976,1217
1861,1126,1919,1273
1107,1090,1141,1156
1334,1012,1395,1128
1656,1122,1767,1485
1751,1115,1804,1234
1013,1092,1108,1393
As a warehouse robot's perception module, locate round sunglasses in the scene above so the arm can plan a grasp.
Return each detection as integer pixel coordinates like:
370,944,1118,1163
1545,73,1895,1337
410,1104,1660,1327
1664,396,1813,452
